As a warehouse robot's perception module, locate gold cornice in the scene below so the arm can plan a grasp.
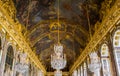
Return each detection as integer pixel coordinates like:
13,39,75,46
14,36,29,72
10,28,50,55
70,0,120,74
0,1,46,74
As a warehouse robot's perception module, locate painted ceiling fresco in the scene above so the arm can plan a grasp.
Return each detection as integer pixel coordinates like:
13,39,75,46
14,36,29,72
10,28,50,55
12,0,109,72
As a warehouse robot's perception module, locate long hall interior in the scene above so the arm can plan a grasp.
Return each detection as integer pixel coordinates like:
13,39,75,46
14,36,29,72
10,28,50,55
0,0,120,76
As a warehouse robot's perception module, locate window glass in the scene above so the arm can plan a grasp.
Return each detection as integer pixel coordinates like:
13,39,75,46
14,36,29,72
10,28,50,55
5,45,14,71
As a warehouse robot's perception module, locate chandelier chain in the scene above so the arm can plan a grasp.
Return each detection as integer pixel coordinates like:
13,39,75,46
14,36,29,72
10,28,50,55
57,0,60,44
51,1,66,76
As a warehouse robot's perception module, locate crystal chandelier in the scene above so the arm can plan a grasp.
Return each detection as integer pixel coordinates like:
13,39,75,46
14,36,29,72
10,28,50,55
51,44,66,70
15,52,29,73
51,0,66,76
88,52,101,74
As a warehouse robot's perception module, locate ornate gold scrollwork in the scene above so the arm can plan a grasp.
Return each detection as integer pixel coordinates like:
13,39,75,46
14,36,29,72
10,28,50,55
0,1,46,74
70,0,120,74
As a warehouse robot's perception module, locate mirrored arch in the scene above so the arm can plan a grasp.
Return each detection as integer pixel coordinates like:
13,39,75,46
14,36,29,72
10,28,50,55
113,29,120,75
101,43,112,76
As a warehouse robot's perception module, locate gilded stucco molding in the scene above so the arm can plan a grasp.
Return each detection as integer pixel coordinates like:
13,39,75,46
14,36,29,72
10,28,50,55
0,1,46,74
0,0,22,33
70,0,120,74
0,0,16,18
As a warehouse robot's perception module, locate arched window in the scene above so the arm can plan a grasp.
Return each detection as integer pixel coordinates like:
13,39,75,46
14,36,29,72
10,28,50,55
5,45,14,71
101,44,111,76
113,29,120,75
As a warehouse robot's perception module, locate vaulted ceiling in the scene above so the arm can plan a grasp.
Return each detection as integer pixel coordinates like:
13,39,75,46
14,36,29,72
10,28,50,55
13,0,104,72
